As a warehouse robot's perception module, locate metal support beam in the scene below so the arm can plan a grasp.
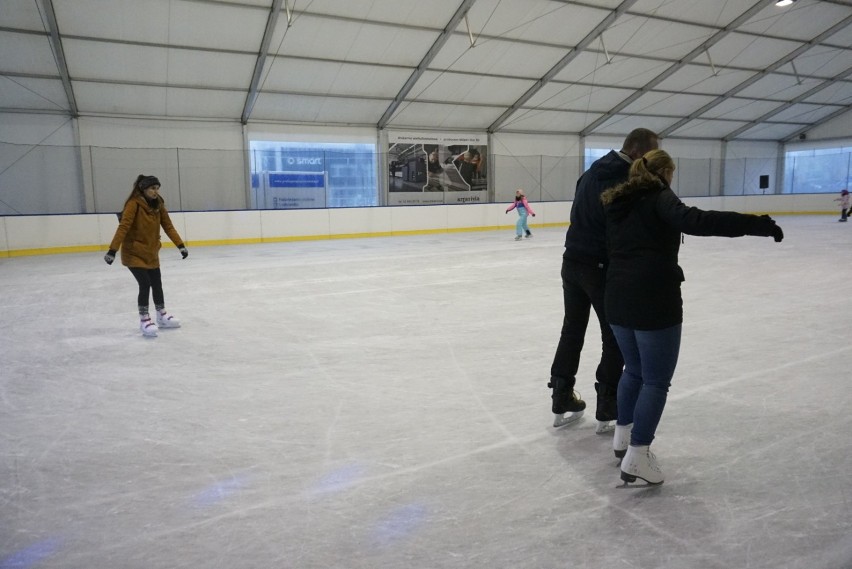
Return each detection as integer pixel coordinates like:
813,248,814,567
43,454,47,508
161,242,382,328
581,0,777,137
39,0,78,117
241,0,285,124
488,0,638,133
377,0,477,129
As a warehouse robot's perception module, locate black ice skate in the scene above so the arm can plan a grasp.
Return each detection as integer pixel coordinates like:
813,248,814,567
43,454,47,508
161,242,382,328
594,383,619,435
549,379,586,428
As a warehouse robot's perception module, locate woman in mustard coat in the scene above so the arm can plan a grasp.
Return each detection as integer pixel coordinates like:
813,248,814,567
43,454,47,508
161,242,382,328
105,175,188,337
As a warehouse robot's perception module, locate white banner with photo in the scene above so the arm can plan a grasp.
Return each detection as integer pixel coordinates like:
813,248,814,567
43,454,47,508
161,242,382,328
387,132,488,206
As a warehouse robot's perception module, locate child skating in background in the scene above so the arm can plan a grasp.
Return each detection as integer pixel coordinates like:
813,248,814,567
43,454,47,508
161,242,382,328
506,189,536,240
835,189,849,222
105,175,189,337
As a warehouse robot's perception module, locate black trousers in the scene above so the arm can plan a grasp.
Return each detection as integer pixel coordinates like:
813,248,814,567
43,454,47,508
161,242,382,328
128,267,164,313
550,258,624,399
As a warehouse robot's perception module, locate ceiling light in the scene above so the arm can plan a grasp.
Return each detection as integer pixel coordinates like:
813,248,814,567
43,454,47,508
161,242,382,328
775,0,796,6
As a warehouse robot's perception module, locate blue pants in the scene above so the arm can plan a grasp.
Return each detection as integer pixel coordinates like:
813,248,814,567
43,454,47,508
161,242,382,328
515,208,529,236
610,324,682,446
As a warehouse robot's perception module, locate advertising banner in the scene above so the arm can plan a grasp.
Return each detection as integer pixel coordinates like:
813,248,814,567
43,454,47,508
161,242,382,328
262,171,327,209
388,132,487,206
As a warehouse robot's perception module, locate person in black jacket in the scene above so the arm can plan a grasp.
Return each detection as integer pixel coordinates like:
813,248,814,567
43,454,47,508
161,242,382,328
548,128,659,430
601,149,783,486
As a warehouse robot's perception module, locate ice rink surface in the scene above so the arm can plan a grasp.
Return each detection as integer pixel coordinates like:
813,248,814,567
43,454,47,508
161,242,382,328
1,215,850,569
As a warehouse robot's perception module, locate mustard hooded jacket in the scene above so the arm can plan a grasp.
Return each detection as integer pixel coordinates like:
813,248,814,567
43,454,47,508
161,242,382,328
109,194,184,269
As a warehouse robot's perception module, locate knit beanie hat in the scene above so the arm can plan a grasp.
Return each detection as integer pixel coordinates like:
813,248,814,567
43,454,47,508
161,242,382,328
139,176,161,191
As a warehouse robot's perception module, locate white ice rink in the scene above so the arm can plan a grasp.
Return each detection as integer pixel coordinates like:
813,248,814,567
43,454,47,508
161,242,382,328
1,215,850,569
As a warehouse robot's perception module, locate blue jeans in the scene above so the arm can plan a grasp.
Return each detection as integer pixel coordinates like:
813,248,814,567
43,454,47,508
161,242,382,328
610,324,682,446
515,208,529,236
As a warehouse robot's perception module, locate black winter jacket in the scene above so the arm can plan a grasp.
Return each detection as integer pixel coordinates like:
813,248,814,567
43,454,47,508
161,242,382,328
603,180,777,330
564,150,631,266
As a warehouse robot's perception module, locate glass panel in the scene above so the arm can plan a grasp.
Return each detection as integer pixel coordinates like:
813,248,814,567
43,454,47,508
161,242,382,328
249,141,378,209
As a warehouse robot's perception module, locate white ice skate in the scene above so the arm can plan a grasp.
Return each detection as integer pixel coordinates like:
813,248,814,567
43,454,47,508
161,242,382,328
613,423,632,461
552,409,584,429
596,420,616,435
140,316,158,337
618,445,663,487
156,310,181,328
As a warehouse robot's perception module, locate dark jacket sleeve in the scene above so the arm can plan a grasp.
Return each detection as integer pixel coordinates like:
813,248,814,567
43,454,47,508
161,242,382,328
654,189,774,238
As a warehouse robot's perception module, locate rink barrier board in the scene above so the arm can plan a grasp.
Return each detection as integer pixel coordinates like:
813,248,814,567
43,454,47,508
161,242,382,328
0,206,837,258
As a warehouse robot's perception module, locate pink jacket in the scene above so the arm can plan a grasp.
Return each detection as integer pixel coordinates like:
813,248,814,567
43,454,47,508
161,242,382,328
506,197,535,215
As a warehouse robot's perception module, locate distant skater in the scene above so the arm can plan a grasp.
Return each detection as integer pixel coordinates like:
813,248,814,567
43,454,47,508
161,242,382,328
104,175,189,337
835,189,849,222
506,189,536,240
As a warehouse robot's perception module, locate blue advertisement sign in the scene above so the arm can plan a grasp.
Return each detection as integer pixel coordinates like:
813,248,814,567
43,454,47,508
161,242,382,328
268,172,325,188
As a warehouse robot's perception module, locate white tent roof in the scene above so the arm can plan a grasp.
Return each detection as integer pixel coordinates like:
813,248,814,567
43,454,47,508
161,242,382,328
2,0,851,141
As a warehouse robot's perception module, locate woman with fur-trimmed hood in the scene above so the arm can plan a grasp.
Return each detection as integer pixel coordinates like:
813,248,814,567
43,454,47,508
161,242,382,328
600,149,783,487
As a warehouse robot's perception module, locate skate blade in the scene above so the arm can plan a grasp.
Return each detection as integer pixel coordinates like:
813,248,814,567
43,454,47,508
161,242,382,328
595,420,615,435
616,472,663,488
552,409,584,429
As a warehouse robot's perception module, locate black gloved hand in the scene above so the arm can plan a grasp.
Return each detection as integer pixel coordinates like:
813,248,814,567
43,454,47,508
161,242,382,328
771,224,784,242
758,215,784,243
104,249,116,265
178,245,189,259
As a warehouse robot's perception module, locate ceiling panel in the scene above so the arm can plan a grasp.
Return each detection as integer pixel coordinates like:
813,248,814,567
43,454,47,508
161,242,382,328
429,35,567,78
462,0,612,46
771,103,844,124
668,118,751,139
738,0,852,42
54,0,268,52
73,82,167,116
594,114,679,135
600,15,713,59
824,20,852,48
260,58,411,98
554,52,672,88
628,0,759,28
269,14,439,68
387,102,504,130
707,32,803,69
0,77,69,112
734,122,804,140
407,72,533,106
3,0,50,31
499,108,600,133
801,81,852,105
251,94,390,125
701,98,784,121
621,92,718,116
738,74,825,100
295,0,465,28
0,31,61,76
63,39,169,84
782,46,852,80
654,65,759,95
525,83,633,112
73,82,245,118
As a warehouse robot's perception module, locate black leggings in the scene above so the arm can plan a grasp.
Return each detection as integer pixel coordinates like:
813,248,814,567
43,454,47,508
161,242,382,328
128,267,164,313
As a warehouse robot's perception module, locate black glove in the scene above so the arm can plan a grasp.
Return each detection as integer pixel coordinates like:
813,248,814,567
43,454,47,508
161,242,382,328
770,224,784,243
758,215,784,243
178,245,189,259
104,249,116,265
